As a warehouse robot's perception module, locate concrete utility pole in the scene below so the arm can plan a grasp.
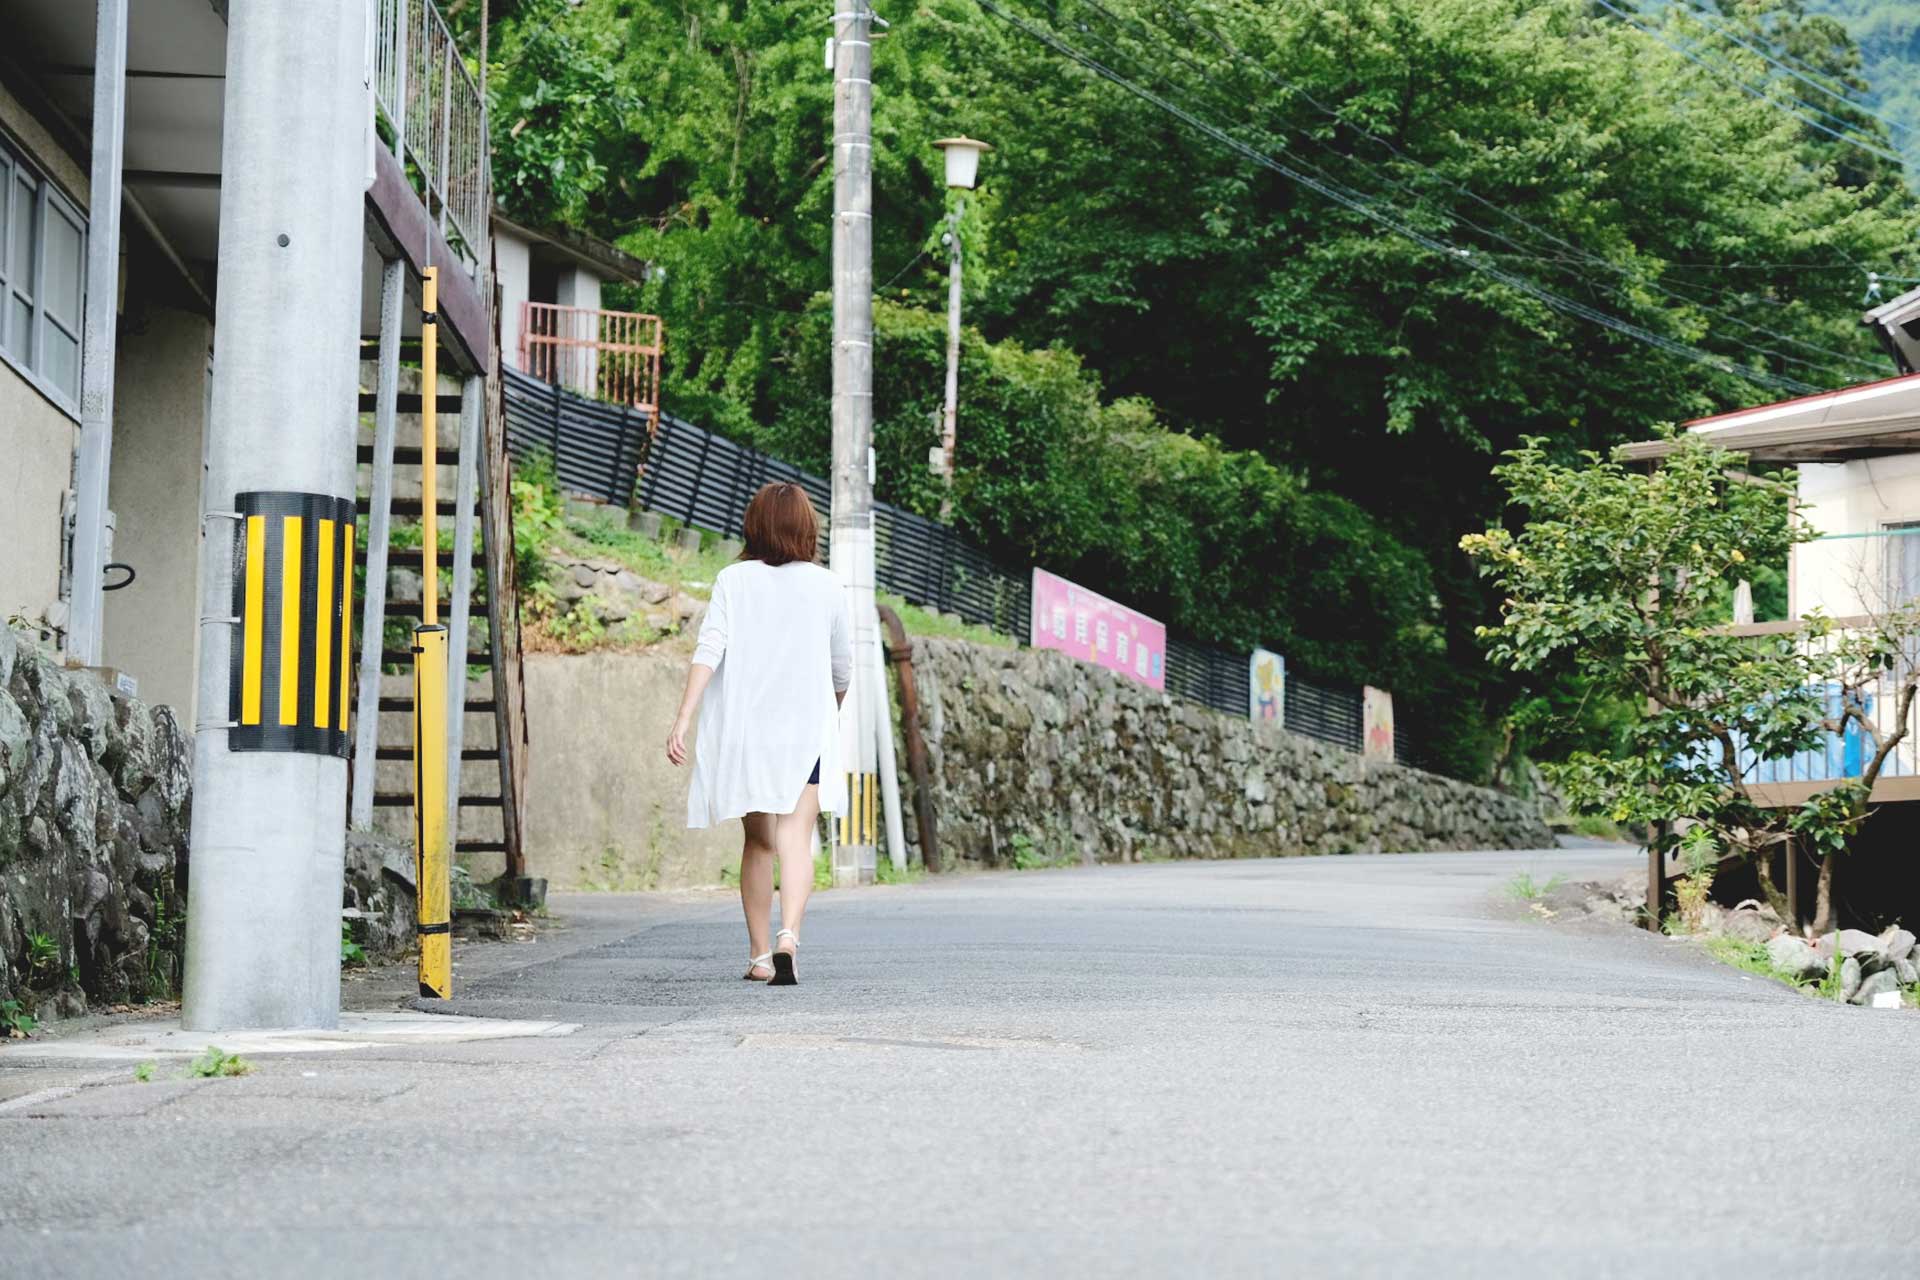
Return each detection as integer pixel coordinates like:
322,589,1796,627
67,0,128,666
829,1,882,885
182,0,368,1030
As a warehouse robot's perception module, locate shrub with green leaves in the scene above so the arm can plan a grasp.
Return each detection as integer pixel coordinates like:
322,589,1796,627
1466,435,1920,931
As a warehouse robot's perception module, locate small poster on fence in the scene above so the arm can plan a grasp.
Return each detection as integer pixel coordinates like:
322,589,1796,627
1363,686,1395,762
1250,648,1285,724
1031,568,1166,691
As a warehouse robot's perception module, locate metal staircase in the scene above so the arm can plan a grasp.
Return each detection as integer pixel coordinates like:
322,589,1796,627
349,358,529,887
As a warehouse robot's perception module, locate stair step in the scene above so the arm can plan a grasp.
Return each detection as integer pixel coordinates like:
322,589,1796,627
361,547,486,568
358,445,454,468
359,497,478,518
378,697,498,712
374,747,500,761
373,793,504,808
381,600,489,620
358,391,465,415
383,649,493,666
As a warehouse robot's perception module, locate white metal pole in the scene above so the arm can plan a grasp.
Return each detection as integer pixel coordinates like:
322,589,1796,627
445,374,483,840
938,199,962,521
182,0,368,1031
67,0,129,666
829,1,879,886
873,648,907,871
350,256,405,830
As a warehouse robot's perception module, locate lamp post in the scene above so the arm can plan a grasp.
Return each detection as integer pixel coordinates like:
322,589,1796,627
930,136,991,521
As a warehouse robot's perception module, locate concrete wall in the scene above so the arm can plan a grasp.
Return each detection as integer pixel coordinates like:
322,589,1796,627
554,262,601,313
0,77,89,204
0,375,75,642
0,78,89,648
1795,457,1920,617
103,308,212,718
495,225,530,372
522,650,742,889
905,637,1554,866
555,263,601,391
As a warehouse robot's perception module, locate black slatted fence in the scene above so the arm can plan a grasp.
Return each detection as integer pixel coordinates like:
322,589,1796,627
504,365,659,509
512,372,1412,765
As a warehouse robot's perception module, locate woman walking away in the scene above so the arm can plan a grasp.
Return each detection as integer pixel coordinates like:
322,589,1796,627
666,483,850,986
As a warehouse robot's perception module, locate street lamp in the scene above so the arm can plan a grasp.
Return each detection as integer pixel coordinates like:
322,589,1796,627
930,136,992,519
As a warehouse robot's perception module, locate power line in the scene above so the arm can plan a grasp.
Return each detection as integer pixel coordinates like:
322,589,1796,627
1066,0,1880,379
1655,0,1909,139
977,0,1823,396
1593,0,1905,167
1645,0,1909,146
881,243,934,290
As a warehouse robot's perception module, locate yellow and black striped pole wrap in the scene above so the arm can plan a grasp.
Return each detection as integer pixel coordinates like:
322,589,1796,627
227,491,355,756
838,772,879,847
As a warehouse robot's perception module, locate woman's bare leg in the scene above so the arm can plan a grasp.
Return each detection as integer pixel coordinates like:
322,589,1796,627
739,814,777,970
773,785,821,951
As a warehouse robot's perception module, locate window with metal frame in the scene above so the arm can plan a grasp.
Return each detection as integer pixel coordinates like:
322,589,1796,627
1885,520,1920,608
0,132,87,411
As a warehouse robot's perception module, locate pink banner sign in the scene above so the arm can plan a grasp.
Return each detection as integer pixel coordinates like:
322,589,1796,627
1031,568,1166,690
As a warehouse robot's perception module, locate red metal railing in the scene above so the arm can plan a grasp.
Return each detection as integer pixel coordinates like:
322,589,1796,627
517,302,663,431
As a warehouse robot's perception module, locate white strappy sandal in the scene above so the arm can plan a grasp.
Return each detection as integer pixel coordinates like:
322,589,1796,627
744,951,774,981
769,928,800,986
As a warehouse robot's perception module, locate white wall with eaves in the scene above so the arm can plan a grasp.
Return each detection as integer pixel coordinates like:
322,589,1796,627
1794,455,1920,618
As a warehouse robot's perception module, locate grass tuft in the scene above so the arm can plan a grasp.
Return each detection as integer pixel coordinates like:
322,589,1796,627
1505,870,1564,902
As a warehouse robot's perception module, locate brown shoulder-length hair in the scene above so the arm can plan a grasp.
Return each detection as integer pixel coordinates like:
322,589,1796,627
740,482,819,566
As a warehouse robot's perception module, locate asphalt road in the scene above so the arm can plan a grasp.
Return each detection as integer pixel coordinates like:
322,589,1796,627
4,845,1917,1278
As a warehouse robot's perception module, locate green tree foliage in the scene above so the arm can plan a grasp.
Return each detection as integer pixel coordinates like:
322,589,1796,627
468,0,1920,776
1465,436,1920,931
765,299,1443,692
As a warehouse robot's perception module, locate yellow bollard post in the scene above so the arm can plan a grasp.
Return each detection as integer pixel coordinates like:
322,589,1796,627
413,266,451,999
413,624,451,997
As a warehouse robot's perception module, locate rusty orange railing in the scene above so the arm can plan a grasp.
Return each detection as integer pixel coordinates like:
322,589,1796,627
518,302,663,430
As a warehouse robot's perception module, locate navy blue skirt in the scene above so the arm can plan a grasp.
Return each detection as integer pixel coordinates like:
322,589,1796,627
806,757,821,785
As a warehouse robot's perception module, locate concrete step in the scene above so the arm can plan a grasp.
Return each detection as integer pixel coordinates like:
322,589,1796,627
375,758,501,794
356,410,462,453
356,444,463,470
357,362,461,399
381,598,490,621
372,801,501,846
363,546,487,569
373,712,500,754
381,647,491,667
379,672,495,698
358,460,460,502
358,496,477,520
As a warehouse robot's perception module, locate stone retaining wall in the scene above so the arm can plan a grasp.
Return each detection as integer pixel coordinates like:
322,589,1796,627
0,629,191,1012
904,638,1551,866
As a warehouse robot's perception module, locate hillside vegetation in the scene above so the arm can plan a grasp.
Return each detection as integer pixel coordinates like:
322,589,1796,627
1803,0,1920,180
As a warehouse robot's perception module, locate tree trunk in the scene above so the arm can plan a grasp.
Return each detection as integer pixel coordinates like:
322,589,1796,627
1752,847,1793,923
1811,850,1837,936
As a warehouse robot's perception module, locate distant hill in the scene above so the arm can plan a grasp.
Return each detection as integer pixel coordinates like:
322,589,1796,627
1802,1,1920,178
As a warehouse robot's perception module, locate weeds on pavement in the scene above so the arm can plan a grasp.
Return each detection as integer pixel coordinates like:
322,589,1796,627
1505,870,1564,902
186,1047,253,1078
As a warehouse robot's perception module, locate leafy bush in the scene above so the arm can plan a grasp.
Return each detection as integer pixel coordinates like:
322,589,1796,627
511,449,565,588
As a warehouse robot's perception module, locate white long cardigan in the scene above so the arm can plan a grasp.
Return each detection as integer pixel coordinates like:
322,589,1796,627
686,559,852,827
